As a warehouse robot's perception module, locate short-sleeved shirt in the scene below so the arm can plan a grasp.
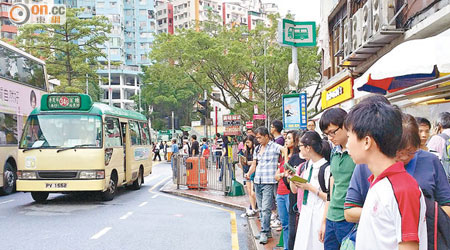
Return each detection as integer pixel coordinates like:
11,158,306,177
345,150,450,210
355,162,427,249
191,140,199,156
326,146,356,221
427,129,450,159
253,141,282,184
171,144,179,154
274,135,285,146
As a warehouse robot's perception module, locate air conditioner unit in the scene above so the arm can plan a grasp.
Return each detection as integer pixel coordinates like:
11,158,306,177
372,0,396,34
351,9,362,51
343,17,352,58
361,0,373,45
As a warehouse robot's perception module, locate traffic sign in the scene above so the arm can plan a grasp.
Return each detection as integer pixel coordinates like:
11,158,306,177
253,114,266,120
246,121,253,129
278,19,316,47
223,115,241,136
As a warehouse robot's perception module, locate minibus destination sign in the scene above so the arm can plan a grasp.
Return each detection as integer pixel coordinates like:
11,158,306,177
47,95,81,109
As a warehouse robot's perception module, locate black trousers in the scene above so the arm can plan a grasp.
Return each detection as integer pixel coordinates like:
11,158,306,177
153,151,161,161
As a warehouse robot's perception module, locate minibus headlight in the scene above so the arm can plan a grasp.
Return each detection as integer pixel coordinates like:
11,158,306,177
18,171,37,180
79,170,104,179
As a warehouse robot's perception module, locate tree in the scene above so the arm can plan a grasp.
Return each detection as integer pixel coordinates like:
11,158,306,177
143,13,321,125
15,8,111,101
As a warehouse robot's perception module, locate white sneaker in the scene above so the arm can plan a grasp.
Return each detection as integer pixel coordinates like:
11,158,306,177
270,213,277,221
270,219,281,228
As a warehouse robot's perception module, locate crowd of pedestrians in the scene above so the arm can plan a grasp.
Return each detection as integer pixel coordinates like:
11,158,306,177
235,94,450,250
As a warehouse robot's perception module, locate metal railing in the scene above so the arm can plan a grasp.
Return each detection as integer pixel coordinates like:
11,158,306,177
171,153,234,194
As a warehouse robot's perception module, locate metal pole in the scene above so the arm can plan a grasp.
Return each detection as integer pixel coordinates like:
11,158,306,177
86,58,89,95
171,111,175,135
292,47,298,65
215,106,218,134
107,40,112,106
138,84,141,112
263,39,267,128
204,89,207,139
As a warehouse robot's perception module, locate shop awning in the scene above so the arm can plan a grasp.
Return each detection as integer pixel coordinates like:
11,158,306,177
355,28,450,95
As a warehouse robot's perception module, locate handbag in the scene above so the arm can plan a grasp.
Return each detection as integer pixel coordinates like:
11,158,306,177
341,224,358,250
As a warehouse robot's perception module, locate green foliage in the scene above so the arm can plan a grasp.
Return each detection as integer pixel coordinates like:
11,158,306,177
142,13,321,127
15,8,111,102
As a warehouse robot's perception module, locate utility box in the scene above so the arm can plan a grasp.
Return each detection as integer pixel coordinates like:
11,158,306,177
186,157,207,189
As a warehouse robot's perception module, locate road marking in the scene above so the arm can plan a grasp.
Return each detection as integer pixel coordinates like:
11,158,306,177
159,179,173,191
138,202,148,207
151,194,159,199
119,212,133,220
153,192,239,250
145,174,161,182
0,200,14,205
148,176,171,193
90,227,112,240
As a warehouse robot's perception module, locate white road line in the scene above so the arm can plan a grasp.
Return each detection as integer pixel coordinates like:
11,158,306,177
0,200,14,205
148,176,172,192
159,179,173,192
151,194,159,199
138,202,148,207
90,227,112,240
145,174,161,182
119,212,133,220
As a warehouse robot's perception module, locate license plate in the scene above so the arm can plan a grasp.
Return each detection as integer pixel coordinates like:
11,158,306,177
45,183,67,188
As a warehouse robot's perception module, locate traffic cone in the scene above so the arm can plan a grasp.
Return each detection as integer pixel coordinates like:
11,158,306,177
276,229,284,247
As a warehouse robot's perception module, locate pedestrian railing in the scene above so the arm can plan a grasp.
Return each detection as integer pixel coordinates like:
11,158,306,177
171,153,234,194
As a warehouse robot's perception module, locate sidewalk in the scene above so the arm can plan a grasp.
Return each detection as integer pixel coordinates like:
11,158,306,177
159,163,283,250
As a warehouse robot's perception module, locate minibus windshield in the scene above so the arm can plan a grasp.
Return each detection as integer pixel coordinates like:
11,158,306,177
20,115,102,149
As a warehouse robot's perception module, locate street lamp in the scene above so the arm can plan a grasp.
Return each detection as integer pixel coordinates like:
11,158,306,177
242,33,268,128
107,39,111,107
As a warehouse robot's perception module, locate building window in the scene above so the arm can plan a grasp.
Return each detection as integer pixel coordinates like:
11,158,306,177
139,9,146,16
110,49,119,55
141,54,147,61
127,54,132,60
139,0,146,4
110,1,116,7
97,2,104,8
140,21,146,28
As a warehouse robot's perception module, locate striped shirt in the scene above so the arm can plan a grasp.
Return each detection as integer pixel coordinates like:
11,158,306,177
214,138,223,153
253,141,282,184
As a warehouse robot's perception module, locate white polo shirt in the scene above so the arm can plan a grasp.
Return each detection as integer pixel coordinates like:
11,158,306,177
355,162,427,250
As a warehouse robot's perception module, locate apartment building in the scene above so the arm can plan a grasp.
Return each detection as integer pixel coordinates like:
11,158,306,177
0,0,16,40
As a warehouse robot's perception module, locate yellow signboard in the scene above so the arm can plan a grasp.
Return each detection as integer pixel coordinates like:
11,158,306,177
321,78,354,109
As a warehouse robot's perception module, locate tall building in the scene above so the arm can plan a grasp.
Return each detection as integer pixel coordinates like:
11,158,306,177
155,0,277,34
54,0,155,110
0,0,16,40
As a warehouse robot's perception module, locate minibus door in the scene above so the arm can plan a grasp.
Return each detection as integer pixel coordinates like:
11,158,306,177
121,122,127,180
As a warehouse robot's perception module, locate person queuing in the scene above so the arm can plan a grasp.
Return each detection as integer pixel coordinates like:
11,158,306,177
345,113,450,248
427,112,450,159
245,127,283,245
190,135,199,156
318,108,356,249
307,120,316,132
240,135,258,218
287,130,306,250
271,120,285,146
289,131,331,250
344,101,427,249
416,117,431,151
274,130,300,250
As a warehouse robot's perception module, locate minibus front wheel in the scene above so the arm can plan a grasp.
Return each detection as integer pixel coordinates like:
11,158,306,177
101,172,117,201
31,192,49,203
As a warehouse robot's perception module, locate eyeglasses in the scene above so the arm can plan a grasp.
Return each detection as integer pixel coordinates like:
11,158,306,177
325,127,341,137
299,144,306,148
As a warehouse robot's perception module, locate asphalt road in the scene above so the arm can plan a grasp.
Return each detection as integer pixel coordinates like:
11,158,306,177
0,162,250,250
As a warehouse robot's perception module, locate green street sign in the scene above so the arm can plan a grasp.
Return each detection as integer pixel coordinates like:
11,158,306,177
279,19,316,47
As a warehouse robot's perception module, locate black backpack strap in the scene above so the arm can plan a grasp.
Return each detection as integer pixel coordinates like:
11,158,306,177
318,162,330,194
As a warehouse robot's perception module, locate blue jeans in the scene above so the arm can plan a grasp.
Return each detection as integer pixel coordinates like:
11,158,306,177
255,184,275,233
324,219,355,250
276,194,289,250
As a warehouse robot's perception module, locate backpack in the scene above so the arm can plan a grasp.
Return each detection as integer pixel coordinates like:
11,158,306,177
423,190,450,250
438,133,450,182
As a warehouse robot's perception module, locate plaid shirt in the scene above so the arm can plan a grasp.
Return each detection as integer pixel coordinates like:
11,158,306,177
253,141,282,184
